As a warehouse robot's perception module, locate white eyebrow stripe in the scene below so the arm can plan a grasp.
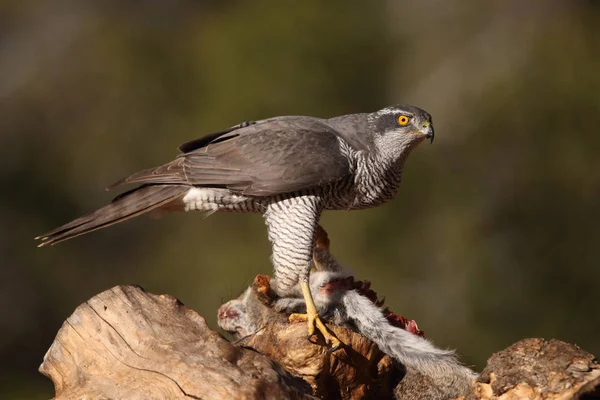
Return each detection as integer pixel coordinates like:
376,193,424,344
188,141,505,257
375,108,413,117
375,109,397,115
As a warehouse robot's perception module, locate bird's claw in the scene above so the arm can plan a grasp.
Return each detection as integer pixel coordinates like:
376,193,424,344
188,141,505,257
289,312,341,350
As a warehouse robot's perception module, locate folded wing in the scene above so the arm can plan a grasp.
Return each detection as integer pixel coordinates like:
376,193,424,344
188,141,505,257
110,117,352,197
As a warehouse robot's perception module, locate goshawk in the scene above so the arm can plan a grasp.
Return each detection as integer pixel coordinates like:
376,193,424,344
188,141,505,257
37,105,434,348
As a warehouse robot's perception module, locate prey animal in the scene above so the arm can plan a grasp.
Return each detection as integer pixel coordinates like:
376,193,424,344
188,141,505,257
37,105,434,348
218,271,475,400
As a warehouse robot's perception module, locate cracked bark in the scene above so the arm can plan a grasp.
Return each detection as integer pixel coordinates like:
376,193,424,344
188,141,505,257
40,285,311,400
40,285,600,400
469,338,600,400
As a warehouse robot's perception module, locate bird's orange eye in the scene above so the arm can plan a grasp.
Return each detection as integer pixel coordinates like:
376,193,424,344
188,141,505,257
397,115,410,126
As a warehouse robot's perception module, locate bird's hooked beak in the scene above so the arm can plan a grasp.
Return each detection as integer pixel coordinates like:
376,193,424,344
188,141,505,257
420,121,434,144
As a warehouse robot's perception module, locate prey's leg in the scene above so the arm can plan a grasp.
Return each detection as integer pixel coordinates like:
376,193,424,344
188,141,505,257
312,224,341,272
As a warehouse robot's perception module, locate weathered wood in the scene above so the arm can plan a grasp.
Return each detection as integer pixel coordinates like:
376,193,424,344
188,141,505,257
39,285,312,400
470,338,600,400
236,314,401,399
41,284,600,400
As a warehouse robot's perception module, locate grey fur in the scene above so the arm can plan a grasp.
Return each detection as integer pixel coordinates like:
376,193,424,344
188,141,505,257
219,272,476,400
274,271,477,399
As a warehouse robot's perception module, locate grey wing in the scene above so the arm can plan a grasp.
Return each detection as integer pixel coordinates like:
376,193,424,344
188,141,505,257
109,117,351,197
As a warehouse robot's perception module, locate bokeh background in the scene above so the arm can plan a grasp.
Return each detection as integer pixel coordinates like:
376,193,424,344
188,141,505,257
2,0,599,398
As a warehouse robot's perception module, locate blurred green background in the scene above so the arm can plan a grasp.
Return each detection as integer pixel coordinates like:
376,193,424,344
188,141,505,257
1,0,599,398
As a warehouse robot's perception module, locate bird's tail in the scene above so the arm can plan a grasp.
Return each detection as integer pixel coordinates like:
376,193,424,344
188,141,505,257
36,184,190,247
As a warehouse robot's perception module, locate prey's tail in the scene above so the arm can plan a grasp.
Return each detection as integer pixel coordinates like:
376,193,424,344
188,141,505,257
342,291,477,394
36,184,190,247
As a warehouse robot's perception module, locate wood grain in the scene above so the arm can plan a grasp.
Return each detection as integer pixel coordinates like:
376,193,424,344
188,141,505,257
39,285,311,400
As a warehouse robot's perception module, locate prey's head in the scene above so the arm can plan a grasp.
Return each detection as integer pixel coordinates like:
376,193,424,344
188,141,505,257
369,105,434,150
217,288,259,339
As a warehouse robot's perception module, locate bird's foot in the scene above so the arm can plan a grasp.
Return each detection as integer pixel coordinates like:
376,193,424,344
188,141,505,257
289,311,341,351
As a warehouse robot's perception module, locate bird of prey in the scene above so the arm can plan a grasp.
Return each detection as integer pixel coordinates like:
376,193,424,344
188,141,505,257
37,105,434,348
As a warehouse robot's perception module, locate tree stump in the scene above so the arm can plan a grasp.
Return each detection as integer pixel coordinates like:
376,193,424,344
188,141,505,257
40,285,600,399
39,285,312,400
470,338,600,400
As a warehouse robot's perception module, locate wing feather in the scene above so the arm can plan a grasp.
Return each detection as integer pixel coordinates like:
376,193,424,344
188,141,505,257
109,117,351,196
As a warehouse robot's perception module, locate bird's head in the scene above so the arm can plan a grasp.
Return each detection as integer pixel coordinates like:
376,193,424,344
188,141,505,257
369,105,434,158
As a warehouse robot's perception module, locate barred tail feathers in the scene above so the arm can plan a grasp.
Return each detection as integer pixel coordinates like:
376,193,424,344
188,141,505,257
36,185,189,247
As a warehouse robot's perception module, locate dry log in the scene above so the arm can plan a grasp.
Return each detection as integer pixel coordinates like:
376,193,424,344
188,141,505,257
39,285,312,400
40,284,600,400
231,312,401,399
225,274,404,399
470,338,600,400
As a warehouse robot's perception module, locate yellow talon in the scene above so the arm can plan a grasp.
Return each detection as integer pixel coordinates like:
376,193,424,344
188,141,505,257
289,281,341,350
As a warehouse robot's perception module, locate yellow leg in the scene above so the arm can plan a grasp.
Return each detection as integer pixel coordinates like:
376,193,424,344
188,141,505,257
289,281,341,350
